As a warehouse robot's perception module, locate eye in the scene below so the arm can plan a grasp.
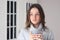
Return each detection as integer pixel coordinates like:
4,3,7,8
36,13,40,16
30,13,33,16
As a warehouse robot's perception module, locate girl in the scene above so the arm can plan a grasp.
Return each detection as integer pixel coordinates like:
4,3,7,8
17,4,54,40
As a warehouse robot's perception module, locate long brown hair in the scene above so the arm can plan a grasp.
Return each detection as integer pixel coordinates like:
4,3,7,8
26,4,47,30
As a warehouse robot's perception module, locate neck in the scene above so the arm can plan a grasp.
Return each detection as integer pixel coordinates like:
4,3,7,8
33,23,40,28
30,23,42,34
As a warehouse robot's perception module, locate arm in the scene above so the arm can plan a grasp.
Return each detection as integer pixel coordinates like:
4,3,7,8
47,31,54,40
17,29,25,40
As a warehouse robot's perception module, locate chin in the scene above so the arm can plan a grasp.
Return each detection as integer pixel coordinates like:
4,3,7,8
32,22,38,25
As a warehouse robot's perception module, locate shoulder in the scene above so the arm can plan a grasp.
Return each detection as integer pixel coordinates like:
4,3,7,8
20,28,29,34
46,29,54,40
43,27,54,36
17,28,29,37
43,28,54,40
45,28,53,34
48,29,54,36
44,28,54,37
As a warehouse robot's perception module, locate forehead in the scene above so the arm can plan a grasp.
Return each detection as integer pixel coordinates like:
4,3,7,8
30,7,39,13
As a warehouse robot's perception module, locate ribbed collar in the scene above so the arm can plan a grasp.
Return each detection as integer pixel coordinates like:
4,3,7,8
29,23,43,34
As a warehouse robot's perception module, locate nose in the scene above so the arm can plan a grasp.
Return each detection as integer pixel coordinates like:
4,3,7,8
33,15,36,20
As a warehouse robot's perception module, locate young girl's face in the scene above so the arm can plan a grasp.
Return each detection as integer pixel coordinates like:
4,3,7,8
30,7,41,25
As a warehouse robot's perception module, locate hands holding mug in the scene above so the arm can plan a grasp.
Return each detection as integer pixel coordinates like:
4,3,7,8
30,32,43,40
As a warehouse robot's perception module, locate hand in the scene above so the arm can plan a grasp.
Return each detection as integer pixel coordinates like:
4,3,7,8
30,32,43,40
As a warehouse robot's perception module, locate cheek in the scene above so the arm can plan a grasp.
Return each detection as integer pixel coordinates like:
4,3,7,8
36,16,41,20
30,16,33,21
36,16,41,23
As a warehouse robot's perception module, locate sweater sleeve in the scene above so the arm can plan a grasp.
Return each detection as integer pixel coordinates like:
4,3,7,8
17,29,26,40
47,31,54,40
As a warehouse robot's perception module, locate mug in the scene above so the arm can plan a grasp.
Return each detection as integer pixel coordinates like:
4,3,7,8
30,32,43,40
